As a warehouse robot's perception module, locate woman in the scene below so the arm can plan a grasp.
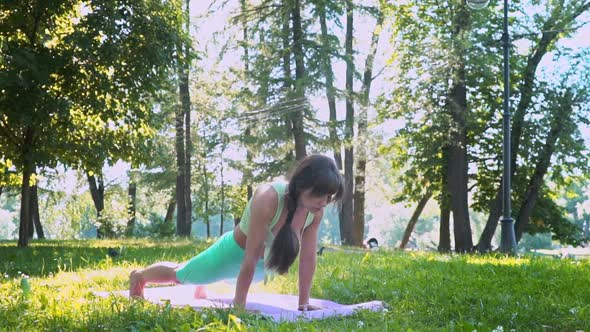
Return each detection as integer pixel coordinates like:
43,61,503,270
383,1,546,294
129,154,344,311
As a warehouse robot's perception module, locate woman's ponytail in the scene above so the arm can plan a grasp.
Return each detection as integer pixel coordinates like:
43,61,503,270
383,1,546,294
265,191,300,275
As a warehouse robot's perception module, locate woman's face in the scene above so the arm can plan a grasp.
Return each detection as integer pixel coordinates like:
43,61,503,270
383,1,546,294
298,189,332,213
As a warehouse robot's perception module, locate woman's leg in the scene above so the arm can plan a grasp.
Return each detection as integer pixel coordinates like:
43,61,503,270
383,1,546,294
129,262,179,298
131,230,247,298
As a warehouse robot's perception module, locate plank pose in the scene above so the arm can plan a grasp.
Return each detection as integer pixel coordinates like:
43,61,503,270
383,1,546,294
129,154,344,310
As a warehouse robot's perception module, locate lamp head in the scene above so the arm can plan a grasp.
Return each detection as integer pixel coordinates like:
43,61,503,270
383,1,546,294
466,0,490,10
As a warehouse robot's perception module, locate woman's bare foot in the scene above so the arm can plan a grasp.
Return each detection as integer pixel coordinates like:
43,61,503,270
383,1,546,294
129,270,146,298
194,285,208,299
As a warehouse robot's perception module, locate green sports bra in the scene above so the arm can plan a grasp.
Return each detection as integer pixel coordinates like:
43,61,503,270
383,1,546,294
238,182,315,252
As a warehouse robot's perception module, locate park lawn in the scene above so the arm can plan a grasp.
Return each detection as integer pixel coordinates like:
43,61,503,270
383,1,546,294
1,239,589,331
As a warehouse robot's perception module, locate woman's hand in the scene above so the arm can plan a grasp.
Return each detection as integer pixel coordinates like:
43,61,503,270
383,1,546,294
298,303,322,311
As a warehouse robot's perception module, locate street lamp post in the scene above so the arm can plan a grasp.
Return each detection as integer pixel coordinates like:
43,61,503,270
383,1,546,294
467,0,517,253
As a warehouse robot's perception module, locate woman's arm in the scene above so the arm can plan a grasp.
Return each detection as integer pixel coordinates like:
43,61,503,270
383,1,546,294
298,210,322,309
233,185,277,308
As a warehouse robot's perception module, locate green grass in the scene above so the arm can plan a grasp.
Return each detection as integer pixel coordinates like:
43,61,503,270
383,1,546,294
1,239,589,331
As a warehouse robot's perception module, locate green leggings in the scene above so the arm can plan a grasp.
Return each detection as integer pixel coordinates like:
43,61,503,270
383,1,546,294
175,230,266,285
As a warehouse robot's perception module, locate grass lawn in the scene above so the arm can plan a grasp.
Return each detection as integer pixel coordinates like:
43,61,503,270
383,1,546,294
1,238,589,331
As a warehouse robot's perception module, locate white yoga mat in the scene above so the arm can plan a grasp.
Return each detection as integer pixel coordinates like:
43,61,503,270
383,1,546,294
95,285,385,322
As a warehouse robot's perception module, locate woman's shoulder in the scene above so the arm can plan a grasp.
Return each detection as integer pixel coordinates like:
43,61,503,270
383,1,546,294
252,183,281,205
250,183,281,220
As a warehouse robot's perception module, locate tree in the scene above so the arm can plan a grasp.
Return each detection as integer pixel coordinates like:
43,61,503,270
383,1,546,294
400,191,432,249
352,3,385,246
378,0,469,252
0,0,185,247
476,0,590,251
446,1,473,252
313,0,343,169
175,0,193,237
339,0,355,246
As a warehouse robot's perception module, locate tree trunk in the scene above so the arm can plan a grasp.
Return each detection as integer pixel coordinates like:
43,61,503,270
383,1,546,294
280,10,297,161
439,151,451,253
478,3,590,250
164,197,176,224
240,0,254,201
205,194,210,239
30,181,44,239
290,0,307,160
476,191,502,252
514,90,573,241
352,8,384,246
87,172,105,238
447,3,472,252
438,204,451,253
18,134,33,248
317,0,342,170
339,0,354,246
19,167,32,247
175,61,188,237
126,179,137,237
219,152,225,236
203,163,210,239
28,181,35,239
400,192,432,249
174,0,192,237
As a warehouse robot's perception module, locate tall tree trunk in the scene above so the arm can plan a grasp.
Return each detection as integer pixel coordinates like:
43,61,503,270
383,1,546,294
478,3,590,251
352,8,384,246
19,166,32,247
514,90,574,241
400,192,432,249
88,172,105,238
476,190,502,252
28,181,35,239
175,60,187,237
240,0,254,201
339,0,355,245
29,179,44,239
176,0,192,237
439,150,451,253
164,197,176,224
290,0,307,160
447,3,472,252
126,179,137,237
205,194,210,239
399,191,432,249
280,9,296,161
18,129,33,248
202,163,210,239
317,0,342,170
438,204,451,253
219,151,225,236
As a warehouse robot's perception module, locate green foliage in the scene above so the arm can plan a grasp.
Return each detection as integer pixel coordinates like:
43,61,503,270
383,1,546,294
527,192,583,246
377,0,590,246
0,0,186,177
1,240,589,330
134,213,176,238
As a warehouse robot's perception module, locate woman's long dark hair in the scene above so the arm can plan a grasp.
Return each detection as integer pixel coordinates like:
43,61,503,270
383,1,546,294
265,154,344,274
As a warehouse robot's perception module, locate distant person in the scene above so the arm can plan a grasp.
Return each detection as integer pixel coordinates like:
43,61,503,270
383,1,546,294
129,154,344,311
365,238,379,251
